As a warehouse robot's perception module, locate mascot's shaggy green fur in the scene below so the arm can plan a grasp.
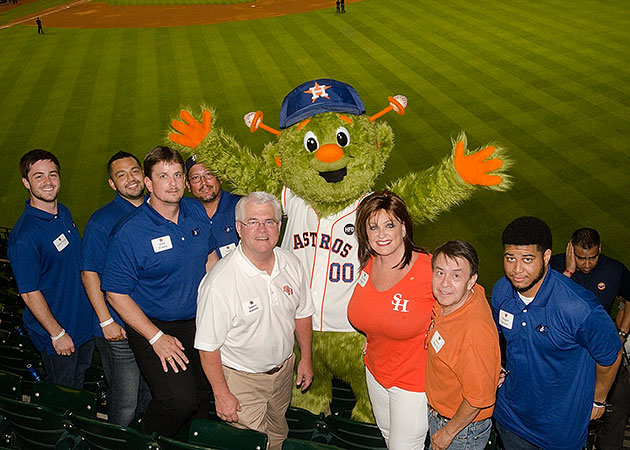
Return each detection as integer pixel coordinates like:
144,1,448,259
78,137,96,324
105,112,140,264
167,79,511,423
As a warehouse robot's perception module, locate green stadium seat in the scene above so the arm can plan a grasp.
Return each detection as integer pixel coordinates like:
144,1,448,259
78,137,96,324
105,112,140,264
0,395,70,450
0,313,20,333
0,370,21,400
286,406,329,442
0,344,45,395
157,435,220,450
282,437,340,450
188,418,268,450
65,410,159,449
330,379,355,419
31,381,97,418
324,415,386,450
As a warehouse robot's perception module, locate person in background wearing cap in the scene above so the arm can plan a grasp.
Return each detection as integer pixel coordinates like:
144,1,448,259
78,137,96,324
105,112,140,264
185,155,240,259
550,228,630,450
492,216,621,450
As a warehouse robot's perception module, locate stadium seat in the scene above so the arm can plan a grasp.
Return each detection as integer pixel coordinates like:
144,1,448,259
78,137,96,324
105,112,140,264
330,379,356,418
286,406,329,442
0,370,21,400
65,410,159,449
188,417,268,450
0,312,20,333
324,415,386,450
0,395,70,450
31,381,97,418
157,435,219,450
0,344,45,394
282,438,339,450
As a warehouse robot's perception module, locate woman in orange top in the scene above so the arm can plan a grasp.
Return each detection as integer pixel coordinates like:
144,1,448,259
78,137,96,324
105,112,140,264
347,190,434,449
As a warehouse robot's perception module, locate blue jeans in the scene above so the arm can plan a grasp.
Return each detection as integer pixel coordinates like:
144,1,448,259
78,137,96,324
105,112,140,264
95,337,152,426
41,340,94,389
428,408,491,450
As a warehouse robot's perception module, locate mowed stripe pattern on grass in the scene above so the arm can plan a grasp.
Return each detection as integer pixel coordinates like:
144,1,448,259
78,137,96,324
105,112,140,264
0,0,628,284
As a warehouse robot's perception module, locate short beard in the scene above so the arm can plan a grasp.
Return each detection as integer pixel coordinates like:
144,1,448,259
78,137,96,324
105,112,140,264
121,191,145,201
199,191,219,204
512,264,546,294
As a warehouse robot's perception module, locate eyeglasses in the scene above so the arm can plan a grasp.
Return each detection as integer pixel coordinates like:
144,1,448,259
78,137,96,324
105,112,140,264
423,311,436,350
239,219,279,228
189,172,216,184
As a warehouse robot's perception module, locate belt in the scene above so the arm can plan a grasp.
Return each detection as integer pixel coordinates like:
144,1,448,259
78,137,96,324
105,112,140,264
429,405,451,421
264,361,284,375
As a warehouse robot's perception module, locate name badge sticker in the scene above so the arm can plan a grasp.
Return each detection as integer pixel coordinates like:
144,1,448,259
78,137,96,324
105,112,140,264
431,330,445,353
219,243,237,258
357,271,369,287
53,234,69,252
244,297,261,315
499,310,514,330
151,235,173,253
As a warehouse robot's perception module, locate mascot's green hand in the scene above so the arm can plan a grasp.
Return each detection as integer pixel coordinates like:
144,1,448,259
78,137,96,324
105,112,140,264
454,140,503,186
169,110,211,149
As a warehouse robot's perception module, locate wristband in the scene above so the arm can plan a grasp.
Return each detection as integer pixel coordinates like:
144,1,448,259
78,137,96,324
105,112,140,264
99,318,115,328
593,401,605,408
563,269,574,276
51,329,66,341
149,330,163,345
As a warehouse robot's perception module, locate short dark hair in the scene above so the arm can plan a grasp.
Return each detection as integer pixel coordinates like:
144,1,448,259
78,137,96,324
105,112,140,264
143,146,184,179
19,149,60,179
502,216,552,253
355,190,426,269
571,228,600,249
107,151,142,179
432,240,479,277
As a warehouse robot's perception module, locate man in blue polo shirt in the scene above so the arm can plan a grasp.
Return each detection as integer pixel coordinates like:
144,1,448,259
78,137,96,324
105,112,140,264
101,146,219,437
492,216,622,450
185,155,240,258
550,227,630,450
8,149,95,389
81,151,151,426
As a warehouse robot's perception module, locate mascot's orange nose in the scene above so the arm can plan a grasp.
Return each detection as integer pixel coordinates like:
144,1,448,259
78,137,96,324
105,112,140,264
315,144,344,163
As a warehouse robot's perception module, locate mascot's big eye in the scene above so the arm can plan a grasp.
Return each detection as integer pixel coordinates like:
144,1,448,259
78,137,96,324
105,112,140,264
303,131,319,152
336,127,350,147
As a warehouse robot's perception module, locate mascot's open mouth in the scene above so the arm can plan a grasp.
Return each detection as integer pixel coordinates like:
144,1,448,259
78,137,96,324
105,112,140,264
319,167,347,183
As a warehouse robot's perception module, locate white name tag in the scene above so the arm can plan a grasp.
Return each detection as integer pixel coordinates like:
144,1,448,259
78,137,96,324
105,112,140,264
357,271,369,287
244,297,261,315
219,243,236,258
151,235,173,253
431,330,445,353
499,310,514,329
53,234,69,252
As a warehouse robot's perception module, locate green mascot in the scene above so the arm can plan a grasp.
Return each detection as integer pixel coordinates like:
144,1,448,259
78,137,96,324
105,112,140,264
168,79,510,423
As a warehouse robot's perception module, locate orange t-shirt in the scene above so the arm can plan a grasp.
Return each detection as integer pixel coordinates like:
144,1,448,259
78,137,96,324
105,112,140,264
425,285,500,421
347,253,434,391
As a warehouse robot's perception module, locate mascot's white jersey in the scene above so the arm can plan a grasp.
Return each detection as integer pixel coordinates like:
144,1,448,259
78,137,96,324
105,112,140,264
281,187,370,332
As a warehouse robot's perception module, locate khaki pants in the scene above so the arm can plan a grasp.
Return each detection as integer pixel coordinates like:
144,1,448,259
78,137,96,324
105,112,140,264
222,354,295,450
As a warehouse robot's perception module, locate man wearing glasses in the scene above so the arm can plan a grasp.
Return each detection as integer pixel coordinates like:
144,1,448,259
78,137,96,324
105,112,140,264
185,155,240,258
195,191,315,450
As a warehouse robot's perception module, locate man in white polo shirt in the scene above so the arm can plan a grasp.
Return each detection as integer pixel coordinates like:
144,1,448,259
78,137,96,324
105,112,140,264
195,191,314,450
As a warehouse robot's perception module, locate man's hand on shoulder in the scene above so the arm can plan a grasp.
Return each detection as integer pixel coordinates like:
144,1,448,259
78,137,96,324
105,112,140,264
214,391,241,423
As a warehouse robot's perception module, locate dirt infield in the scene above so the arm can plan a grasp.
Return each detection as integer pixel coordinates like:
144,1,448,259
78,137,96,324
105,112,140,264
7,0,361,28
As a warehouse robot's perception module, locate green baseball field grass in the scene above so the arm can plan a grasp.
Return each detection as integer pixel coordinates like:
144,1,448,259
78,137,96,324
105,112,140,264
0,0,628,286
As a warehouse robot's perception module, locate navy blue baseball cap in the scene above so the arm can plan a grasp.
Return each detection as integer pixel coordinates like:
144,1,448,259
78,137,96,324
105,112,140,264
279,79,366,129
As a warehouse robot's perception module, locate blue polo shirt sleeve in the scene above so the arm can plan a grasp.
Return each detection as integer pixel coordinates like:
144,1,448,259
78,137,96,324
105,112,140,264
81,218,108,273
8,237,42,294
101,232,139,295
576,307,621,366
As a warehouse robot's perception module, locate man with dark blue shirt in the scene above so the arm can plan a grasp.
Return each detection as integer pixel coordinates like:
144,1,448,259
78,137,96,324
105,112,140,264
81,151,151,426
102,146,219,437
550,228,630,450
185,155,240,259
8,150,95,389
492,217,622,450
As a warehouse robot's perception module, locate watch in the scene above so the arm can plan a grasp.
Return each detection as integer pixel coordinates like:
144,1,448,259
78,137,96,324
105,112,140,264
619,330,628,339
